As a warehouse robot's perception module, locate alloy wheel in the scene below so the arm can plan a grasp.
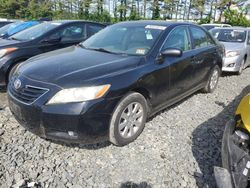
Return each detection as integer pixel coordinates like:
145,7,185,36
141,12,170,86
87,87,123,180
118,102,144,139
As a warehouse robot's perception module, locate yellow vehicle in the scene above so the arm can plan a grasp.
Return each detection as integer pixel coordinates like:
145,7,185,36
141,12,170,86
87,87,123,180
216,93,250,188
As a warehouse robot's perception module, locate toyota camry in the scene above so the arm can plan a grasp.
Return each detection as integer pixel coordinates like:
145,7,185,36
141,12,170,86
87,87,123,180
8,21,223,146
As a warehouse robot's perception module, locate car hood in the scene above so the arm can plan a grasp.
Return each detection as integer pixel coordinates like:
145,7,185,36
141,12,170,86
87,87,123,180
221,42,245,53
19,46,143,87
0,38,21,47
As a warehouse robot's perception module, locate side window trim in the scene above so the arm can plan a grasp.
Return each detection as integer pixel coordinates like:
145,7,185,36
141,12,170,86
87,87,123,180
159,25,192,53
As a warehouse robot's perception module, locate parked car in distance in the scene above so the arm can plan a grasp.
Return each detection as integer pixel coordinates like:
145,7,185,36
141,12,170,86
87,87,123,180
0,20,106,88
0,21,14,28
210,27,250,74
202,23,232,31
0,22,21,37
0,21,40,39
8,21,223,146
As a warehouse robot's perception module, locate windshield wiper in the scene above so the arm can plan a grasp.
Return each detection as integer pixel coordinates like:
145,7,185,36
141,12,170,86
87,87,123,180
78,45,113,53
80,45,127,55
90,48,114,54
91,47,128,55
78,43,86,48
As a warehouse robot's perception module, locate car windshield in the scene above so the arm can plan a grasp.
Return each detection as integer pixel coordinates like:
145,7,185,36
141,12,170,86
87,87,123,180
210,29,246,43
0,22,22,36
8,21,40,36
9,22,60,41
81,24,165,55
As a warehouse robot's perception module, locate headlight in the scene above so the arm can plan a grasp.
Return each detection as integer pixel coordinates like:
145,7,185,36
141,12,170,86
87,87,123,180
226,51,240,58
0,48,18,58
47,84,111,105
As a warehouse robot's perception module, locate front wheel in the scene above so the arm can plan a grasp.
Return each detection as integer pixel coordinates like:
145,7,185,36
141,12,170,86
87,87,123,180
202,65,221,93
109,92,148,146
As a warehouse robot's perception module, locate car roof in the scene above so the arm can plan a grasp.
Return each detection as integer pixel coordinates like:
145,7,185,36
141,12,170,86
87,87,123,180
116,20,197,27
212,27,249,31
202,23,231,26
50,20,106,25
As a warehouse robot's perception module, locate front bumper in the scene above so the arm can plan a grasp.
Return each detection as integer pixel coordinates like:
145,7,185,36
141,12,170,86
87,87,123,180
222,56,242,72
221,119,250,188
8,76,121,144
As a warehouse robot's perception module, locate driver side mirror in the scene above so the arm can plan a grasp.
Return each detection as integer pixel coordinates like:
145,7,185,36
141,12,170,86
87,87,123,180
156,48,183,64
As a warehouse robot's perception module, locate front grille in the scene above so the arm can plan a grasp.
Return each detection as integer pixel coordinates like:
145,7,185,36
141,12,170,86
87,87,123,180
9,83,49,104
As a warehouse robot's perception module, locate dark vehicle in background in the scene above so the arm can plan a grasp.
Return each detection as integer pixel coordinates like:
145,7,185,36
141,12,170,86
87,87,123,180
0,20,106,88
0,21,14,28
202,23,232,31
210,27,250,75
8,21,223,146
0,21,40,39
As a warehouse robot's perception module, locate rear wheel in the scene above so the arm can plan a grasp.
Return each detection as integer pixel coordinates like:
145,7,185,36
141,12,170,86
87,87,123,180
109,92,148,146
202,65,220,93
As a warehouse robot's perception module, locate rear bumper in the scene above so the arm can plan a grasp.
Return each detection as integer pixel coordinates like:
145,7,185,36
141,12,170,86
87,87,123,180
221,119,250,188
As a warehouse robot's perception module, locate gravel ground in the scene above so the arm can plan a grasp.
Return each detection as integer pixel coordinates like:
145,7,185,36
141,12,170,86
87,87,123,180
1,68,250,188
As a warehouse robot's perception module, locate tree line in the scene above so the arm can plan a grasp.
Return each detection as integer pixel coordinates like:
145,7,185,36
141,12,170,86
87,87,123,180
0,0,249,26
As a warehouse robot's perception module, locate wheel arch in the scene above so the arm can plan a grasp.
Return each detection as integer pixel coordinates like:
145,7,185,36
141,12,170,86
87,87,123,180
130,86,153,114
244,54,247,61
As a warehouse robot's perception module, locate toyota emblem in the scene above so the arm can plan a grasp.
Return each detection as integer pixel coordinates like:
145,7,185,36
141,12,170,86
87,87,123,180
14,79,21,90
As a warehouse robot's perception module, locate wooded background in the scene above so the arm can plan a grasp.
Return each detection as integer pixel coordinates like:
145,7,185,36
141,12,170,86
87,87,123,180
0,0,249,26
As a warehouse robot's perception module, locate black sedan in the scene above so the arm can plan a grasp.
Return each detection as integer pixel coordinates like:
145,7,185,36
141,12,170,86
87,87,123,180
0,20,106,88
8,21,224,146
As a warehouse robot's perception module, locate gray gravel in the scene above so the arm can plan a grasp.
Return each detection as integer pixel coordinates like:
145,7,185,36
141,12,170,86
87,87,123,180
1,68,250,188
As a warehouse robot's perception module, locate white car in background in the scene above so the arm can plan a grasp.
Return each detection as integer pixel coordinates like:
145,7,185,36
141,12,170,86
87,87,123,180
202,23,232,31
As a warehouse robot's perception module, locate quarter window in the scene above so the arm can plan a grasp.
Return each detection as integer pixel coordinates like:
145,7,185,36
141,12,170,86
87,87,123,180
163,26,191,51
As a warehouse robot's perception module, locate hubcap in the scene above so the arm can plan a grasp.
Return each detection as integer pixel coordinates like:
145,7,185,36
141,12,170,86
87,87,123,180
118,102,144,139
210,69,219,90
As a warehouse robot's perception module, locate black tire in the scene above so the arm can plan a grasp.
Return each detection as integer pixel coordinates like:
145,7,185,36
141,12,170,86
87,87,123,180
202,65,221,93
8,63,20,83
109,92,148,146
